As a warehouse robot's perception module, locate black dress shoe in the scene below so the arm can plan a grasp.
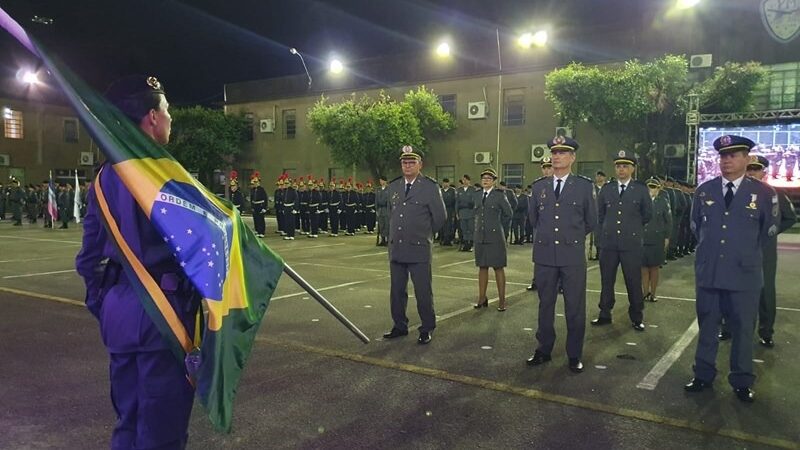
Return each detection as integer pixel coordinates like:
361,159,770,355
759,337,775,348
526,283,537,291
526,351,551,366
382,328,409,339
718,330,732,341
418,331,432,345
473,299,489,309
568,358,584,373
684,378,711,392
734,387,755,403
632,322,645,332
591,317,612,326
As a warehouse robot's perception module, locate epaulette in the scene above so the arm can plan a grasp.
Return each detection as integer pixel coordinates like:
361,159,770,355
631,179,647,187
390,175,403,183
531,176,549,185
576,175,592,183
424,175,438,184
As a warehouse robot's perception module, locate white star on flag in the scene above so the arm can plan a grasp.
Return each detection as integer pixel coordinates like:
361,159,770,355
208,261,214,268
180,261,186,267
187,229,193,235
160,208,167,214
176,246,182,252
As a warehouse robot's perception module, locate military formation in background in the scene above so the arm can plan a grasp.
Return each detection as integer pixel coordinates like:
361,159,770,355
0,177,86,228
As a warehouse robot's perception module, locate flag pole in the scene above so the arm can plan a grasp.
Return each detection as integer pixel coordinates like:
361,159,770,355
282,263,370,344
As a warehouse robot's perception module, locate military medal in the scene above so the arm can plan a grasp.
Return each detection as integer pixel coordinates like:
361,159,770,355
748,193,757,209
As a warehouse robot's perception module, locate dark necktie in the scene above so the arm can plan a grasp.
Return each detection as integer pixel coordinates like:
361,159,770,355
405,182,412,196
620,184,626,196
555,179,562,199
724,181,734,209
483,191,488,204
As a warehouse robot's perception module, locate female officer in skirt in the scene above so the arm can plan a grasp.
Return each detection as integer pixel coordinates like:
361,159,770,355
473,168,514,311
641,177,672,302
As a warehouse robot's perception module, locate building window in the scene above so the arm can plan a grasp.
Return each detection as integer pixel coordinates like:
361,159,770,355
64,118,79,143
244,112,255,141
753,63,799,110
503,88,525,126
502,163,524,188
577,161,605,179
438,94,457,118
435,165,455,184
3,107,23,139
282,109,296,139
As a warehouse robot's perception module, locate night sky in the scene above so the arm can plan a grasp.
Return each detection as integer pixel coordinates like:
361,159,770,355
1,0,671,105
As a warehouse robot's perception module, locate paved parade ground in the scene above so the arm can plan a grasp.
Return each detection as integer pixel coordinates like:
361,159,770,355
1,217,799,449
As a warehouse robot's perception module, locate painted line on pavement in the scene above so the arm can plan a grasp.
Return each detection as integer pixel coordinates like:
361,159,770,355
271,277,388,300
586,289,800,313
3,269,77,279
438,259,474,269
0,256,62,263
636,320,699,391
0,235,82,245
270,243,346,250
0,286,84,307
264,338,798,450
346,251,388,259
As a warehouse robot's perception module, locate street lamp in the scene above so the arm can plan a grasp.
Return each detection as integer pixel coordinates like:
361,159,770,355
22,71,39,85
676,0,700,9
329,59,344,75
289,48,312,88
435,42,451,58
518,30,548,48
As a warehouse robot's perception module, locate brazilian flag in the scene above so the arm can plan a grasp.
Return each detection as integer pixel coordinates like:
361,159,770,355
0,9,283,432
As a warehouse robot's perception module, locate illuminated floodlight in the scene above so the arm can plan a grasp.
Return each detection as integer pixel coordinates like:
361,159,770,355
532,30,548,47
22,71,40,85
435,42,451,57
329,59,344,74
518,32,534,48
676,0,701,9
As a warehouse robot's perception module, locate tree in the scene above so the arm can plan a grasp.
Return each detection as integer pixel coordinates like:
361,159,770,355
307,87,455,179
166,106,250,187
544,55,767,178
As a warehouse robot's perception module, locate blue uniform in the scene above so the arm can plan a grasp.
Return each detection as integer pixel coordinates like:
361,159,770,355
76,163,198,449
691,175,777,389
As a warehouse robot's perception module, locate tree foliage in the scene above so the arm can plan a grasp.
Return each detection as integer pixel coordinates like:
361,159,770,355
166,106,250,187
544,55,767,178
307,86,455,179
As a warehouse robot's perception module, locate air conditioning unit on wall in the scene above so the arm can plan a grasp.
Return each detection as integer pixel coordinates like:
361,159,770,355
531,144,550,162
664,144,686,159
474,152,492,164
689,54,712,69
468,101,487,119
259,118,274,133
79,152,94,166
0,154,9,166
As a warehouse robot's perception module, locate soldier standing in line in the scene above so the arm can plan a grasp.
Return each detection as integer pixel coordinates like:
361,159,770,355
376,176,390,246
382,146,446,345
229,172,244,211
0,181,6,220
339,180,347,232
786,145,799,181
357,183,367,232
456,174,476,252
319,178,330,234
327,179,342,237
523,186,533,243
665,177,686,260
363,181,377,234
641,178,672,303
282,178,298,240
744,155,796,348
274,176,286,236
57,183,74,229
343,180,358,236
526,137,596,373
9,178,23,226
26,184,39,224
498,181,517,242
439,178,456,246
591,151,652,331
298,177,310,235
308,179,321,238
249,172,268,238
511,185,528,245
684,135,778,403
588,170,607,260
527,157,555,291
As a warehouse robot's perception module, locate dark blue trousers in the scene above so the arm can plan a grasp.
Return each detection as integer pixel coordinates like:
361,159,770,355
110,349,194,449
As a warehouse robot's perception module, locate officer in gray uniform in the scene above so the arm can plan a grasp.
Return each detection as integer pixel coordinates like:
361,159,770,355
456,174,476,252
745,155,796,348
526,136,596,373
375,176,390,246
684,135,778,403
382,146,447,345
440,178,457,246
591,151,652,331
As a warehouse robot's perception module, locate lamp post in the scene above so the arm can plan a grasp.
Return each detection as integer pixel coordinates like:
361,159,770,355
289,48,312,88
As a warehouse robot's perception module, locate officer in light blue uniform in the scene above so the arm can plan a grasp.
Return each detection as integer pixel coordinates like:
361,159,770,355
684,135,778,403
526,136,597,373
